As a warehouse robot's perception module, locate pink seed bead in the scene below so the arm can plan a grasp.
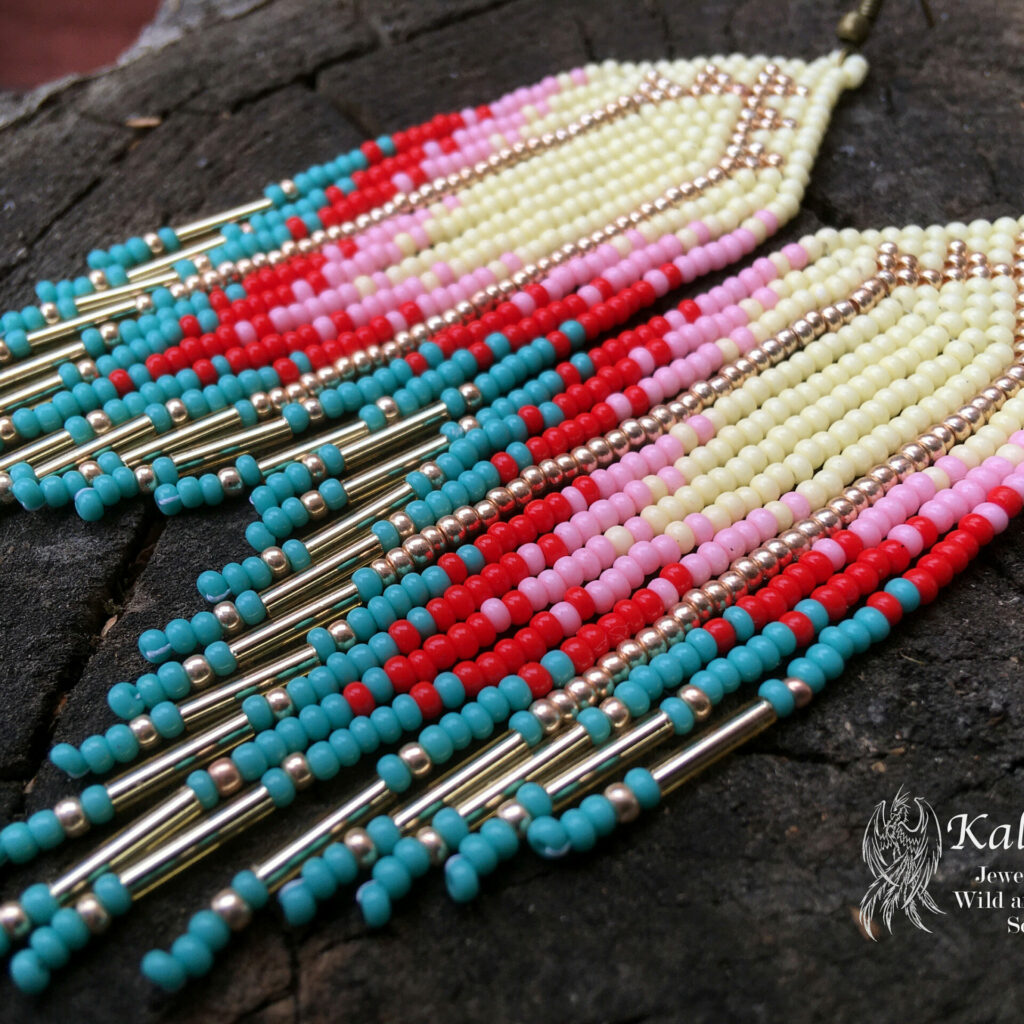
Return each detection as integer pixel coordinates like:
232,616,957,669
601,568,632,601
609,491,635,522
518,578,548,612
591,500,618,531
623,479,653,512
630,542,660,575
849,518,883,547
586,535,617,568
659,466,686,491
889,524,924,558
689,415,715,445
813,537,846,570
935,455,968,483
747,507,778,541
551,602,582,636
554,522,583,551
904,472,935,503
571,511,599,540
624,517,654,543
586,580,615,614
952,479,986,506
716,527,746,559
682,553,712,585
614,556,645,590
538,569,566,604
975,502,1010,533
649,577,678,609
684,513,715,545
697,541,730,576
651,533,681,565
735,520,761,552
562,486,587,514
518,543,546,576
481,598,512,632
572,548,601,579
553,556,584,588
641,445,668,473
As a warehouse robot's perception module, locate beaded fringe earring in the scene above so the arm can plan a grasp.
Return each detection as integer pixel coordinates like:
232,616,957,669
3,206,1023,993
0,49,868,523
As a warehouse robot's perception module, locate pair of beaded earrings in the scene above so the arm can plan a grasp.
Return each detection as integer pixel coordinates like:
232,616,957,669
0,0,1020,999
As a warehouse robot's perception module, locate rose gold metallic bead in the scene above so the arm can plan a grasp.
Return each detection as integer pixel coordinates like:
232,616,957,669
617,638,646,668
776,328,799,353
855,477,883,504
398,743,432,779
184,654,214,689
844,486,870,513
899,442,930,471
750,548,779,579
265,688,292,718
568,675,601,707
327,619,356,652
129,714,161,751
555,452,578,479
496,801,531,837
300,491,328,520
795,518,824,543
1,905,34,944
531,698,562,734
213,601,244,636
605,782,641,823
671,600,701,631
212,889,252,930
812,507,841,535
209,757,243,797
547,689,577,721
637,626,667,657
821,304,843,330
600,696,632,729
344,828,377,868
75,894,112,935
539,459,564,487
572,446,598,475
683,587,714,620
217,465,244,496
679,684,713,722
597,651,630,685
779,529,809,555
654,615,683,646
917,433,944,460
886,453,915,480
282,752,314,790
691,380,716,406
783,676,815,709
605,428,630,458
79,460,103,483
702,580,731,613
54,796,90,838
413,826,448,864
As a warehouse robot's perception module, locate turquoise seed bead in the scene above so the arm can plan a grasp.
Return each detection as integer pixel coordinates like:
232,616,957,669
187,771,219,810
759,679,795,717
22,883,58,924
301,858,337,901
262,767,296,807
578,706,611,743
81,785,114,824
527,816,571,858
50,742,89,777
443,855,480,903
94,873,132,915
458,834,498,876
27,810,63,851
624,767,661,810
51,908,90,950
377,753,412,792
562,808,597,852
232,870,268,909
367,815,401,855
30,927,70,969
171,934,214,977
516,782,552,818
357,880,392,926
393,837,431,877
580,794,617,837
509,710,543,746
372,857,412,899
323,843,359,885
479,818,518,859
141,949,187,992
662,696,695,735
787,658,826,693
805,642,845,680
10,948,51,994
433,807,469,848
188,910,230,951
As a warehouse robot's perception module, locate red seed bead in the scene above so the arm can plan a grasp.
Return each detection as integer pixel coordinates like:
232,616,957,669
769,573,802,609
444,586,477,620
754,588,789,624
500,552,529,584
463,576,494,608
494,639,526,673
831,573,860,608
453,661,485,697
659,563,693,596
811,585,843,622
481,563,510,595
562,638,593,673
425,598,456,633
109,369,133,396
904,568,938,605
438,553,467,585
907,514,939,549
916,552,954,588
878,539,911,575
737,595,768,631
857,548,890,579
704,618,736,654
564,586,595,621
449,624,478,661
779,611,815,648
407,650,435,681
423,635,457,671
578,623,610,656
800,550,834,585
388,621,420,655
477,653,507,686
867,592,903,625
519,663,552,698
514,628,547,662
933,540,969,574
531,612,563,649
785,562,817,597
959,512,995,545
633,588,664,625
989,485,1024,517
502,591,533,626
384,656,416,693
845,562,880,597
410,682,443,719
946,528,979,561
343,682,376,718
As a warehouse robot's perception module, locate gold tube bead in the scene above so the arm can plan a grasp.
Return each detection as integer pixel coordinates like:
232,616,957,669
0,339,87,394
32,415,156,479
125,234,227,281
118,405,242,465
172,199,272,243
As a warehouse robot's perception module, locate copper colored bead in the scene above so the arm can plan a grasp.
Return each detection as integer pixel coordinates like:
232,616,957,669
702,579,732,613
76,894,112,935
209,758,243,797
212,889,252,931
605,782,641,823
783,676,815,709
679,684,713,722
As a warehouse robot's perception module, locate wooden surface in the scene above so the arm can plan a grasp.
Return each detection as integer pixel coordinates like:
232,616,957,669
1,1,1024,1021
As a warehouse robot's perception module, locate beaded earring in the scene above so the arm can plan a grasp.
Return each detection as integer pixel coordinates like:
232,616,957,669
0,43,872,522
3,206,1023,993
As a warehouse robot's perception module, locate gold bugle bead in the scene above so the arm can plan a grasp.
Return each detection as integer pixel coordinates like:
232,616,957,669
255,419,367,474
119,405,243,465
74,269,178,310
172,417,293,472
32,415,156,479
126,233,230,281
299,482,415,560
20,297,140,351
0,338,87,396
